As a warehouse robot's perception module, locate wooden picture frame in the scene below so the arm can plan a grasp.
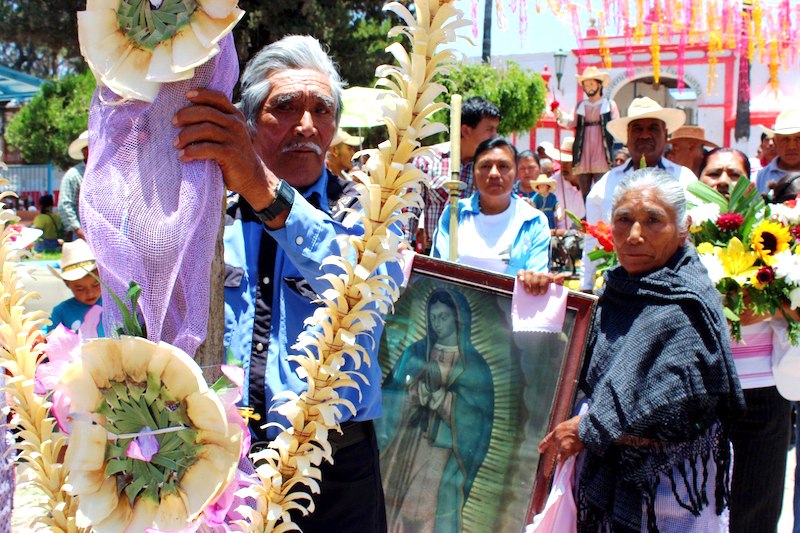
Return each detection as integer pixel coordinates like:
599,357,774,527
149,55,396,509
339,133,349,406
375,255,596,532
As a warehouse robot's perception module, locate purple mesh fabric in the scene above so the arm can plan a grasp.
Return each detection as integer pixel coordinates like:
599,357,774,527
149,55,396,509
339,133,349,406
81,35,239,356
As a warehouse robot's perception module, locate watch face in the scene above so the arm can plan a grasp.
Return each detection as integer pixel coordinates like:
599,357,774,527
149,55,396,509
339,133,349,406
257,180,294,222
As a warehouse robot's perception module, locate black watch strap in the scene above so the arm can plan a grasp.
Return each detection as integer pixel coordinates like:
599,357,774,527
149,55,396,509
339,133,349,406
255,179,295,223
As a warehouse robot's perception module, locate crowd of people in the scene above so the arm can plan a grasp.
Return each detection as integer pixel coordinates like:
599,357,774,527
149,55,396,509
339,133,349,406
7,35,800,532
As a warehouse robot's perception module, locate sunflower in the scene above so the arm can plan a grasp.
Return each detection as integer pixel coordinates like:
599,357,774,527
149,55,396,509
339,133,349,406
750,220,792,266
78,0,244,102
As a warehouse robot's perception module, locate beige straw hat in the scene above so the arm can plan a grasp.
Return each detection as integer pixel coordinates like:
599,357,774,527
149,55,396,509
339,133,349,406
606,97,686,143
575,66,611,88
48,239,97,282
68,130,89,160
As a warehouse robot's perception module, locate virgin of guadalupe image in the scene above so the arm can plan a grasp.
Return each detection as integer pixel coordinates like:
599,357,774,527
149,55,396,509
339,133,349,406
379,288,494,532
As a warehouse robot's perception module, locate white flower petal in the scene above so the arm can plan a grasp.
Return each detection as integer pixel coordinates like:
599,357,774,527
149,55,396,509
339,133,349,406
64,420,107,473
790,287,800,310
147,41,195,82
123,496,159,533
153,492,189,531
77,475,119,525
59,360,103,413
190,7,244,48
171,27,220,73
93,497,133,533
86,0,119,10
198,0,240,19
77,9,120,52
118,336,156,383
185,390,228,433
65,468,105,495
178,457,225,520
103,45,161,102
160,345,207,400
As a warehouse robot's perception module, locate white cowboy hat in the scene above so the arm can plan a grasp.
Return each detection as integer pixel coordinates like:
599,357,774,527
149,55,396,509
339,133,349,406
532,174,557,193
544,137,574,163
331,129,364,147
68,130,89,160
762,108,800,137
47,238,97,282
669,125,718,148
575,66,611,88
606,97,686,144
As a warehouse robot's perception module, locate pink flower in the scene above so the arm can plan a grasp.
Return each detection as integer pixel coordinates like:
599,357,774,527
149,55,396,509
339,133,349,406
218,365,249,457
126,427,160,462
716,212,745,232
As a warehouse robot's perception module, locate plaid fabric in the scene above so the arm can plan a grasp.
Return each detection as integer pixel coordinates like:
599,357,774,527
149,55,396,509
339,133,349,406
59,162,84,232
404,143,475,245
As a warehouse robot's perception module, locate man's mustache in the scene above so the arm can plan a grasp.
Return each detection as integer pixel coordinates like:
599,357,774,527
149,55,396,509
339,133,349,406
283,142,323,155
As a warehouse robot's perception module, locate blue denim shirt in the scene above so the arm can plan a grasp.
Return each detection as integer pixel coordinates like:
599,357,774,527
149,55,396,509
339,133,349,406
430,192,551,274
223,171,403,438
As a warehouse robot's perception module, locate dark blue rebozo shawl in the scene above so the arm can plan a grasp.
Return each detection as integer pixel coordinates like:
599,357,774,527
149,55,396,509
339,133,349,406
576,245,745,532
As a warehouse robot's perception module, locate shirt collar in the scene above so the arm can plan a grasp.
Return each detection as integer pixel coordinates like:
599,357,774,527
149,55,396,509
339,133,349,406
623,157,667,172
298,168,331,213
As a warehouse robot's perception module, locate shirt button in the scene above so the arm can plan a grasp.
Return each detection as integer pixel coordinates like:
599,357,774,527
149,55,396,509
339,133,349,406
295,236,304,245
262,276,270,285
255,342,264,351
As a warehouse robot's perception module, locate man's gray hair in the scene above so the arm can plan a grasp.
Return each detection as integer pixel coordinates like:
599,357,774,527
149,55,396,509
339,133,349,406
612,168,688,229
239,35,345,133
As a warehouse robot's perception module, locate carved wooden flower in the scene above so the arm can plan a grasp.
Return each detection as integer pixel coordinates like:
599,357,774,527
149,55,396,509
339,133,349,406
78,0,244,102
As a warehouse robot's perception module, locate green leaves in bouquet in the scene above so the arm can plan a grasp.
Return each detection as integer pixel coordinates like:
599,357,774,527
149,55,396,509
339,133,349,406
687,178,764,244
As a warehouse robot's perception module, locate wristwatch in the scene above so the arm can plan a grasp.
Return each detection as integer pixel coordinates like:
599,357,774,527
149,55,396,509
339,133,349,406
254,179,295,223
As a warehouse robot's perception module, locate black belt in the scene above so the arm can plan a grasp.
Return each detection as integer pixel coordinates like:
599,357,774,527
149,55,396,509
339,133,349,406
250,420,372,457
584,120,601,126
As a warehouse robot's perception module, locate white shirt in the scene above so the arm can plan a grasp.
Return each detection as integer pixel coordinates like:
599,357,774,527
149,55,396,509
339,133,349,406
580,158,698,290
552,171,585,229
458,200,530,274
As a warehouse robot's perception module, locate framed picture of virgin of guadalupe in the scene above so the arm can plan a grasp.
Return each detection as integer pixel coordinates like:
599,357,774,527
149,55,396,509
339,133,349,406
375,255,596,533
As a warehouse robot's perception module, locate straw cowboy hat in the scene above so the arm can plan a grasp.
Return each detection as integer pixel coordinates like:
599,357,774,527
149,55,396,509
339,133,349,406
606,97,686,144
762,108,800,137
68,130,89,160
532,174,557,193
48,239,97,282
331,129,364,147
670,126,718,148
544,137,574,163
575,66,611,88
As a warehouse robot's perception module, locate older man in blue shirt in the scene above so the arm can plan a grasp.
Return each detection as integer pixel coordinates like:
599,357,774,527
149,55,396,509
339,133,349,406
174,35,399,532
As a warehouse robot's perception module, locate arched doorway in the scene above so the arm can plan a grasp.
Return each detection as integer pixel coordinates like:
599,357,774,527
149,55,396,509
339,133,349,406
609,74,703,126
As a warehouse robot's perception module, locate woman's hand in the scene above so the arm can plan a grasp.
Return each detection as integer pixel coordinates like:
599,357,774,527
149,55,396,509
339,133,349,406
517,270,566,296
539,415,584,474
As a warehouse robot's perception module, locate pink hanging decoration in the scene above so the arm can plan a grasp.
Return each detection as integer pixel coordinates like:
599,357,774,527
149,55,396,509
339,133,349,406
509,0,519,14
519,0,529,39
571,4,583,45
722,0,736,50
677,29,687,89
624,24,635,78
472,0,479,39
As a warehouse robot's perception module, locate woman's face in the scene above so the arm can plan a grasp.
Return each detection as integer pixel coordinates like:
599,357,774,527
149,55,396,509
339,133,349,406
517,156,540,189
700,151,747,198
474,146,517,201
429,301,457,341
611,188,685,276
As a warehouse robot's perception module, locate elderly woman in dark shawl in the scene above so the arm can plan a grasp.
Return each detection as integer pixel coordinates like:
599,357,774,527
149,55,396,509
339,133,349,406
536,168,744,532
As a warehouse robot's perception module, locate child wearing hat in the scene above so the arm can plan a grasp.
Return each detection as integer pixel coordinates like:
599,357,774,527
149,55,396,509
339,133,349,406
45,239,104,337
531,174,560,231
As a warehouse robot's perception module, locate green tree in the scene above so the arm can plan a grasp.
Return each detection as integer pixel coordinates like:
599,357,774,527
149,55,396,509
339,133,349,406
437,61,547,137
6,70,95,169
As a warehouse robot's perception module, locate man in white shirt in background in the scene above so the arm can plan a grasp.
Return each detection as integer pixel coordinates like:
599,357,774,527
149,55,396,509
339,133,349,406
544,137,585,230
580,97,697,291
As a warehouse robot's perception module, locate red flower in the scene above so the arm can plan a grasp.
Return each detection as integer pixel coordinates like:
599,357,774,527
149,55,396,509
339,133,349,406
716,212,745,232
550,100,560,112
755,266,775,286
791,226,800,241
583,220,614,251
786,199,797,208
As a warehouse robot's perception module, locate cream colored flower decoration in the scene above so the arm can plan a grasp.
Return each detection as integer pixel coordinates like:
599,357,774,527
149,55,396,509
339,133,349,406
234,0,468,530
0,181,81,531
78,0,244,102
58,336,241,531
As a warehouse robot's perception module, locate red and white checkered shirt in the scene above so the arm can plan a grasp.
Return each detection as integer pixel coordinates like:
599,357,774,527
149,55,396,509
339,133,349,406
405,142,475,245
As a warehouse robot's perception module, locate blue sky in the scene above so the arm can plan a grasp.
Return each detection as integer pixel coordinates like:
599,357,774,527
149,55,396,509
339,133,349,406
451,1,581,59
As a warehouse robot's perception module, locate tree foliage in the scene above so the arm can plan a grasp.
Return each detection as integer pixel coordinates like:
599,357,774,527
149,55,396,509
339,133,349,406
0,0,83,78
443,61,547,136
6,70,95,168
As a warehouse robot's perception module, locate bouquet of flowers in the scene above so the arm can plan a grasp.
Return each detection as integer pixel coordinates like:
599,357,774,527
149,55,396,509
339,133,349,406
687,178,800,344
566,211,617,290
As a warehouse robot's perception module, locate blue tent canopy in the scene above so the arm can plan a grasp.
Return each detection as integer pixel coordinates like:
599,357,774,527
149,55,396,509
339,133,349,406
0,65,44,103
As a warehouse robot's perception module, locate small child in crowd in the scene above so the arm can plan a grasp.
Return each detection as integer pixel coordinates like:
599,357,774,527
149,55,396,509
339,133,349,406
32,194,62,252
45,239,104,337
530,174,560,231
